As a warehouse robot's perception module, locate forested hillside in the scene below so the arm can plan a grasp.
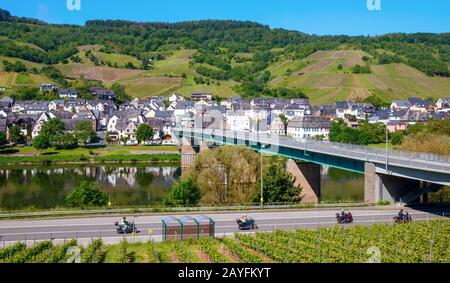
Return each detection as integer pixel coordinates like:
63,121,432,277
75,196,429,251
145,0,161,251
0,8,448,104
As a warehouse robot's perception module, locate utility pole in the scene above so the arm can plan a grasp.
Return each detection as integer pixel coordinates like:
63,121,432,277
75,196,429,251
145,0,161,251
260,148,264,209
385,125,389,172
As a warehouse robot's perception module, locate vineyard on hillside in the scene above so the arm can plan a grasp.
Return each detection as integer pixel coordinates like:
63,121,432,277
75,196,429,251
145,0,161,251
0,220,448,263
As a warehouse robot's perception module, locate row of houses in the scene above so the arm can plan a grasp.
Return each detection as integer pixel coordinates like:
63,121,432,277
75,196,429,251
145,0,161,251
39,84,116,100
0,93,448,145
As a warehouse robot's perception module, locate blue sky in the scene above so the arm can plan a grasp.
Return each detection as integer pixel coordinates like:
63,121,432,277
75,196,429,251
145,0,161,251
0,0,449,35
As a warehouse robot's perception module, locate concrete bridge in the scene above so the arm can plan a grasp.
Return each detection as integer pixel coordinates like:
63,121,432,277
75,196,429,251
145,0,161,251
173,128,450,206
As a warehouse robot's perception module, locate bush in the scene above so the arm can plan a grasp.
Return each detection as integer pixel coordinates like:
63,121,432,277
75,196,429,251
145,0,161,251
81,239,105,263
165,176,201,206
115,240,134,263
65,181,108,208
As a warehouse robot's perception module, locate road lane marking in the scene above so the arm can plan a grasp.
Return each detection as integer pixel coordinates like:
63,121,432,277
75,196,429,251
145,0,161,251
0,216,445,239
0,212,438,229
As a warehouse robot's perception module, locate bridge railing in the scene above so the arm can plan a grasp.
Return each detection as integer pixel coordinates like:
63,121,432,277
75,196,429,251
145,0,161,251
174,128,450,172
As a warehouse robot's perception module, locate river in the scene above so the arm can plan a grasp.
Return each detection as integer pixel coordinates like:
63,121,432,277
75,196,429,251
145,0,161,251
0,164,364,210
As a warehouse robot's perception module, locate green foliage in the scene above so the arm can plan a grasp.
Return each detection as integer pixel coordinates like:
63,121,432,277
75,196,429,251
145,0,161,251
2,60,27,72
165,176,201,206
65,181,108,208
329,119,386,145
9,125,24,144
258,162,302,204
352,64,371,74
0,242,26,262
81,239,105,263
363,95,390,108
115,240,134,263
0,132,7,145
390,131,405,145
33,134,51,150
221,237,263,263
111,83,131,104
136,123,154,144
10,86,39,101
11,241,53,263
74,121,96,145
37,119,78,150
235,220,450,263
199,239,230,263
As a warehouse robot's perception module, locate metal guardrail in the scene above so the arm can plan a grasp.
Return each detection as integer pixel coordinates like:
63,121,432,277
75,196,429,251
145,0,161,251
174,128,450,174
0,203,371,219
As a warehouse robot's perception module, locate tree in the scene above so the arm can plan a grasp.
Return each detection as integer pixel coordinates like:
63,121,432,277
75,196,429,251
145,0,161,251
194,146,260,205
9,125,23,144
120,136,129,145
390,131,404,145
257,162,302,204
136,124,154,144
41,119,65,139
279,114,289,133
33,134,51,150
53,133,78,150
111,83,131,104
0,132,7,145
105,132,112,145
165,176,201,206
74,121,96,145
65,181,108,208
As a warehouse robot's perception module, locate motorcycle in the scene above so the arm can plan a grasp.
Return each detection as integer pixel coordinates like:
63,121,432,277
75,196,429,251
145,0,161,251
336,212,353,224
236,217,258,230
114,221,139,234
393,214,412,224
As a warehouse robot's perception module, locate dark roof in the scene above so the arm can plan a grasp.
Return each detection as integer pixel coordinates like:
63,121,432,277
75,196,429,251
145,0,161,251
62,119,91,131
408,97,432,107
59,88,79,94
288,116,332,129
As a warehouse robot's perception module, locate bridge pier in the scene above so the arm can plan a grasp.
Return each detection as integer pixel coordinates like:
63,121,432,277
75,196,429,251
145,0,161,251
199,141,210,153
364,162,437,205
286,159,321,204
181,137,197,169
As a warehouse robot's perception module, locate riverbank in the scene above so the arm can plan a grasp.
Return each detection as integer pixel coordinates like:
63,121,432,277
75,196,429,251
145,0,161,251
0,153,180,165
0,145,180,165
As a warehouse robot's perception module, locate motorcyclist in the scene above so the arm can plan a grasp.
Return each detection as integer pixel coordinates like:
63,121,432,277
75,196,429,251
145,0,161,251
120,217,129,227
340,209,346,219
240,215,248,224
398,209,405,220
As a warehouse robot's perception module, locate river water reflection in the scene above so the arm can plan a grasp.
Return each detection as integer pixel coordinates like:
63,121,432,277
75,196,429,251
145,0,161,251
0,164,364,210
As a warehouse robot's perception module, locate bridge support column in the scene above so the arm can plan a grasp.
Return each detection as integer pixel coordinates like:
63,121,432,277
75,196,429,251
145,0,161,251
286,159,321,204
365,162,424,205
181,137,196,171
199,141,210,153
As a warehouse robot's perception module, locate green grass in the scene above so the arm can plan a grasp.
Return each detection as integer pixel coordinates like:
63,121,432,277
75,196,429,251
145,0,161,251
145,49,197,77
0,146,180,165
14,73,32,85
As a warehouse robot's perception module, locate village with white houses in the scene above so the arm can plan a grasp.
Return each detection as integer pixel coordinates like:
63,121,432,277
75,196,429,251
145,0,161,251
0,83,449,146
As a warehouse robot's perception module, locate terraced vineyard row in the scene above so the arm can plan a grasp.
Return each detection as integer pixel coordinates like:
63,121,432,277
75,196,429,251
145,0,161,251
0,220,448,263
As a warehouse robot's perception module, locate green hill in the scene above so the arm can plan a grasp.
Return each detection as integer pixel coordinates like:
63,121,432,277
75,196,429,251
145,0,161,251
0,8,448,103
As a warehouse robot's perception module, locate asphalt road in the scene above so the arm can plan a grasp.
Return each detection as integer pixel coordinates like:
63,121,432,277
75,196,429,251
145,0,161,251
0,208,448,246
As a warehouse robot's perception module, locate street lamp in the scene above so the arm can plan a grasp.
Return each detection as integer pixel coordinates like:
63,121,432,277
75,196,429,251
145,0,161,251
260,143,270,209
385,124,389,172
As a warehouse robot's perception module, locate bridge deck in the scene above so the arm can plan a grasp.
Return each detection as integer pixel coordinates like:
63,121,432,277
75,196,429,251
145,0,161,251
174,128,450,183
